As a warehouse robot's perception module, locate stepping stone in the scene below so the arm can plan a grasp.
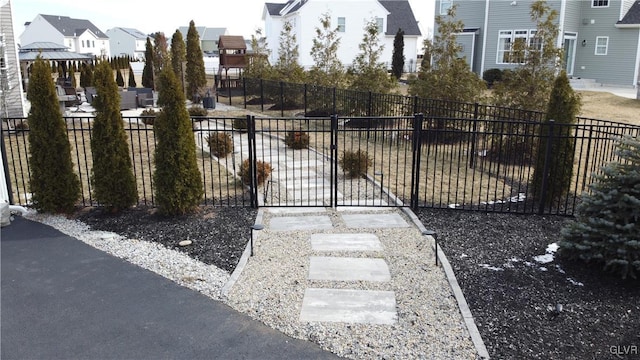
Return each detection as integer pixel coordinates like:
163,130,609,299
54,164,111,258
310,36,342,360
310,233,383,252
269,215,333,231
266,207,327,215
308,256,391,282
284,178,329,190
272,169,318,181
299,288,397,325
288,189,342,201
341,213,409,228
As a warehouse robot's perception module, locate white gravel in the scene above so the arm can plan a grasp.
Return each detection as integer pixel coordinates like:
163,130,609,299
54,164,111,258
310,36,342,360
225,208,479,359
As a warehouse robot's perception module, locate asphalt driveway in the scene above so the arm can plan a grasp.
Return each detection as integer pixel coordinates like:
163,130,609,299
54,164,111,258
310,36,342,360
1,217,338,359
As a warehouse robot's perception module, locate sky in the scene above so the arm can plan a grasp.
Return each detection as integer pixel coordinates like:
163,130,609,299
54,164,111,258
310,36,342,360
11,0,434,44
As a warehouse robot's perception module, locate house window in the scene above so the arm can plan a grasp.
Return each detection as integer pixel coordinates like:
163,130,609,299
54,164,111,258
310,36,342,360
376,17,384,33
595,36,608,55
81,40,85,47
338,17,345,32
440,0,453,15
496,29,541,64
92,41,95,47
592,0,608,7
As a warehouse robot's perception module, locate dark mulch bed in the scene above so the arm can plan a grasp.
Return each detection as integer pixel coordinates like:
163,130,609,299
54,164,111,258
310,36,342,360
73,206,257,273
416,208,640,360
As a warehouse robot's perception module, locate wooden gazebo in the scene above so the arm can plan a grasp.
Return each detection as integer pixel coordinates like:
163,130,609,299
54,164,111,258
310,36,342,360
216,35,247,89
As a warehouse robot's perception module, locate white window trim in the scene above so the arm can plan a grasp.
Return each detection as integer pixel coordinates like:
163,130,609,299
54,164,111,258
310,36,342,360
595,36,609,55
496,29,540,64
591,0,609,8
440,0,453,15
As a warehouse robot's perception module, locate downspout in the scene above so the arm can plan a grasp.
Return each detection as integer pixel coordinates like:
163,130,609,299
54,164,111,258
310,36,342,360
480,0,490,76
634,29,640,87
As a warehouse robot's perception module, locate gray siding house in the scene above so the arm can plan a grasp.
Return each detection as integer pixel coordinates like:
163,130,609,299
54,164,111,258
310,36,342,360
106,27,148,60
1,0,25,118
435,0,640,87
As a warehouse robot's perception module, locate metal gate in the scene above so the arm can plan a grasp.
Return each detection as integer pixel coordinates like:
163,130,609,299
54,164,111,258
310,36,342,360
248,114,421,208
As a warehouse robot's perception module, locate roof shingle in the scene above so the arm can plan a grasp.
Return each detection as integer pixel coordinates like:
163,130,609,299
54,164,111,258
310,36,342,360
40,14,108,38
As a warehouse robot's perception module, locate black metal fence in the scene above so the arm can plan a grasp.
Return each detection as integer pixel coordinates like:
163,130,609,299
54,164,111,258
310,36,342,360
3,112,639,215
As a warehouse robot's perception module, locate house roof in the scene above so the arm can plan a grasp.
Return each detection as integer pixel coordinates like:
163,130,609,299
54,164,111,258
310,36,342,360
617,1,640,26
378,0,421,36
40,14,108,39
109,27,148,39
265,0,421,36
19,42,93,61
178,26,227,42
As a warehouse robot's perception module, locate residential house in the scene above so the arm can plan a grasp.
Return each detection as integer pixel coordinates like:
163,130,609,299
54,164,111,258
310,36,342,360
0,0,25,118
262,0,422,71
178,26,228,55
106,27,148,60
435,0,640,87
19,14,110,58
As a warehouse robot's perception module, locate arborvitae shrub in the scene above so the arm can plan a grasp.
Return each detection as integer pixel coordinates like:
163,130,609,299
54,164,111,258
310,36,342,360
152,67,203,215
340,149,372,178
284,130,310,149
90,61,138,211
531,71,580,208
207,132,233,158
27,57,81,213
559,136,640,280
115,69,125,87
239,159,272,185
233,117,248,131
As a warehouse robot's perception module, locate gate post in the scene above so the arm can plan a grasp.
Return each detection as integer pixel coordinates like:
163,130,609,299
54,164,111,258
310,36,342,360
247,115,259,208
260,79,264,112
469,103,479,169
330,114,338,208
410,113,424,210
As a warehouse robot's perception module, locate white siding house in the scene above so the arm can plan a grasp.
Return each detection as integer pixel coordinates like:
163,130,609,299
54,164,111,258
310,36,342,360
19,14,110,58
106,27,148,60
263,0,421,71
0,0,25,118
435,0,640,87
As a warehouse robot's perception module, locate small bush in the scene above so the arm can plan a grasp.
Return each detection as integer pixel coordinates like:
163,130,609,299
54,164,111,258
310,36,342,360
188,106,208,117
239,159,272,186
284,130,310,149
233,117,248,132
340,149,372,178
13,120,29,131
207,132,233,158
141,108,160,126
483,68,504,88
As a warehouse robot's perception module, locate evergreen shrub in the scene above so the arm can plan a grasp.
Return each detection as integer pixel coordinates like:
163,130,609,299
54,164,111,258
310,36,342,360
559,136,640,279
207,132,233,158
239,159,272,186
284,130,310,149
340,149,372,178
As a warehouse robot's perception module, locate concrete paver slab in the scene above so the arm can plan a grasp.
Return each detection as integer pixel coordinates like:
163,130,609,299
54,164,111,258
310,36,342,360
300,288,397,325
269,215,333,231
341,213,409,228
309,256,391,282
266,207,327,215
310,233,383,252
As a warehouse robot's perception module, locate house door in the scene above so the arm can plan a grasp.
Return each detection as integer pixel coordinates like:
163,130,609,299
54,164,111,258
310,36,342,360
563,33,577,76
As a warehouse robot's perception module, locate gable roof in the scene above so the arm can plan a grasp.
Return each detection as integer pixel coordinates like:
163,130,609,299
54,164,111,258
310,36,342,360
378,0,421,36
40,14,108,39
110,27,148,39
617,0,640,27
178,26,227,42
218,35,247,50
264,0,421,36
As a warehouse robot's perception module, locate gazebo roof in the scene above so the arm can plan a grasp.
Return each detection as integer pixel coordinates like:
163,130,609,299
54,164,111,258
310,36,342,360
19,42,93,61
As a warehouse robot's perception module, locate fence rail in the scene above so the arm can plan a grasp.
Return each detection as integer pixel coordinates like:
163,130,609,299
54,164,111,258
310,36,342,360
3,112,639,215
